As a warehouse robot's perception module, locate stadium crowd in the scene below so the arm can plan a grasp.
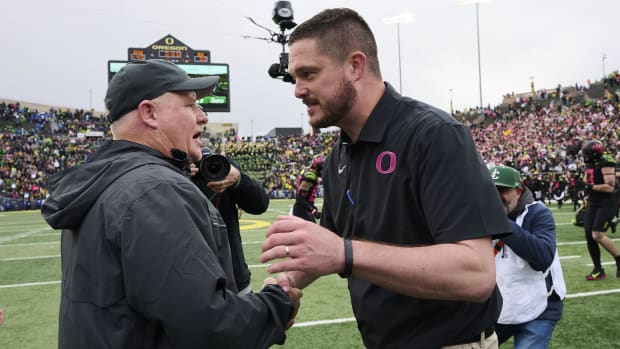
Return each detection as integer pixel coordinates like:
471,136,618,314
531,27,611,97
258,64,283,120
1,70,619,211
0,102,108,210
467,79,620,207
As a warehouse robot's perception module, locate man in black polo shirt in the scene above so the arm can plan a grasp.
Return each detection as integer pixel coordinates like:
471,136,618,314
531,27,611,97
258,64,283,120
260,8,511,349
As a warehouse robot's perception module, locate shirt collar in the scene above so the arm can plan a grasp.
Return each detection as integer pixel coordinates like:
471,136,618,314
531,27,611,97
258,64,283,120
351,82,401,144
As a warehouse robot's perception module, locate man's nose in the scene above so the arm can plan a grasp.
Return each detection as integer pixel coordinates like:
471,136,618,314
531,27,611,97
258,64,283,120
294,83,308,99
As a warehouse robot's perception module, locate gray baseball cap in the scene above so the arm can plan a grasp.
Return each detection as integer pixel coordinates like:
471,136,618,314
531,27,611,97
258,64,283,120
105,59,219,122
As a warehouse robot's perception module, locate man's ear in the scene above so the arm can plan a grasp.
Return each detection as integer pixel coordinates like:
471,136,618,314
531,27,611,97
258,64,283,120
347,51,367,81
137,100,158,129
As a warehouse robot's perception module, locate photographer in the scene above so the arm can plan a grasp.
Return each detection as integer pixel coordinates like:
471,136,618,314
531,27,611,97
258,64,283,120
191,147,269,294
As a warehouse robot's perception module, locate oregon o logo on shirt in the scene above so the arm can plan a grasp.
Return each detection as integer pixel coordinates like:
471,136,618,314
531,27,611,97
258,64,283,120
376,151,396,174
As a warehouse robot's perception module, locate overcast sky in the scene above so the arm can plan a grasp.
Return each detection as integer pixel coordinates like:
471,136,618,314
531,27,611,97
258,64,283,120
2,0,619,137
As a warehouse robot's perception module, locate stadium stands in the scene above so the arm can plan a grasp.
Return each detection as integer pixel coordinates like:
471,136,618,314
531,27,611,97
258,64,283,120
1,69,619,210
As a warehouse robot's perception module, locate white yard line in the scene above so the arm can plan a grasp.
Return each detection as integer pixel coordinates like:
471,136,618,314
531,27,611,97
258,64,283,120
585,261,617,267
248,263,270,268
0,241,59,247
0,227,51,243
0,280,60,289
566,288,620,298
241,241,263,245
293,317,356,328
558,238,620,246
0,255,60,262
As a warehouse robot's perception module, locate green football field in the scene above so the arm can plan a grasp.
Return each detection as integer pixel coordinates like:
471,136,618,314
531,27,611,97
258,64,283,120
1,199,619,348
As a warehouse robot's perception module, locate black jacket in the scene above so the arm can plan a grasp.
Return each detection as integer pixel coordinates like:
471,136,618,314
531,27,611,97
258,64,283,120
192,157,269,291
42,140,292,349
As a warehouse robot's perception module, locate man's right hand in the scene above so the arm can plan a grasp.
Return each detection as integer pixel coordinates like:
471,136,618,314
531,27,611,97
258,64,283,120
262,275,303,330
284,286,302,329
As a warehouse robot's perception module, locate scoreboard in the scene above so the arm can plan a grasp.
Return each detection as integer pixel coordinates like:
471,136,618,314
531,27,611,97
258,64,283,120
108,34,230,112
127,34,211,64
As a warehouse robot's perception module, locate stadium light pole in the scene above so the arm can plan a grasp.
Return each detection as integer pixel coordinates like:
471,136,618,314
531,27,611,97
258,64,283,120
251,119,254,141
382,12,415,94
449,88,454,115
461,0,493,109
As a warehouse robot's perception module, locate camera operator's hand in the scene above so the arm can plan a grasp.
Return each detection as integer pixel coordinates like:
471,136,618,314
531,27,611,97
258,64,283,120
207,165,241,193
188,163,200,177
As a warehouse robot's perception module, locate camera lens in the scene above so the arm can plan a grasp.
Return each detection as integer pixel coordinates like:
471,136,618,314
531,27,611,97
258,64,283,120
207,161,221,174
199,154,231,181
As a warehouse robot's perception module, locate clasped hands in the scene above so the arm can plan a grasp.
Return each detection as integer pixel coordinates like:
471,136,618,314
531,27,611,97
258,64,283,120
262,273,302,330
260,215,347,329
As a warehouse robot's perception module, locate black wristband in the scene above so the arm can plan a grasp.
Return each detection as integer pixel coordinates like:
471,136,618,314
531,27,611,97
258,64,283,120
338,238,353,278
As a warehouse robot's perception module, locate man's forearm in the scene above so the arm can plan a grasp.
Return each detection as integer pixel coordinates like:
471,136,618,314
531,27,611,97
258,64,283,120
350,238,496,302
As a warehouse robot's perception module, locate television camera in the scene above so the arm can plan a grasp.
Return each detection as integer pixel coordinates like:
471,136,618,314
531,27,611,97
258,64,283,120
244,1,297,84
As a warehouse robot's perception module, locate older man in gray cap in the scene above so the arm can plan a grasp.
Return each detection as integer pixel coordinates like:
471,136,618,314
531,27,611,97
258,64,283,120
42,59,301,349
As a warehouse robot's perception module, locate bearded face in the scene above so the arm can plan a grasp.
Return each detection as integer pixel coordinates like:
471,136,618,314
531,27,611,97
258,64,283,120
307,76,357,129
497,187,522,215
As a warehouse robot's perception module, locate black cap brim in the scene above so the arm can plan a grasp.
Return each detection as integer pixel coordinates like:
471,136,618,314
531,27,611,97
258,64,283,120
169,76,220,99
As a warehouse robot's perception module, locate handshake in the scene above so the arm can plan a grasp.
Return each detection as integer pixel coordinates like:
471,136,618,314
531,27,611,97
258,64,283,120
259,215,351,329
262,273,303,329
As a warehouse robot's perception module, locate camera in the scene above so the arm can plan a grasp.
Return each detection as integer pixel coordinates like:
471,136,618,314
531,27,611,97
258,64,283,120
272,1,296,30
267,1,296,84
268,52,295,83
196,147,231,182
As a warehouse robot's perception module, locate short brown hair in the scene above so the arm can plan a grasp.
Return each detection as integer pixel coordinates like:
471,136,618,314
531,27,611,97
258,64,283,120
289,8,382,78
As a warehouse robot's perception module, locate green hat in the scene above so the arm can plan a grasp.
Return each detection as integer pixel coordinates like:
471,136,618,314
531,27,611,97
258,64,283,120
489,165,521,188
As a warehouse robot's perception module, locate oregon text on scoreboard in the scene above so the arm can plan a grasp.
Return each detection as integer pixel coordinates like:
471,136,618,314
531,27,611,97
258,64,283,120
127,34,210,64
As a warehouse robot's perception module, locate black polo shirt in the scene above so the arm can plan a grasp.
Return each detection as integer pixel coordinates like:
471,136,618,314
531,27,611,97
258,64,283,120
321,83,511,349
